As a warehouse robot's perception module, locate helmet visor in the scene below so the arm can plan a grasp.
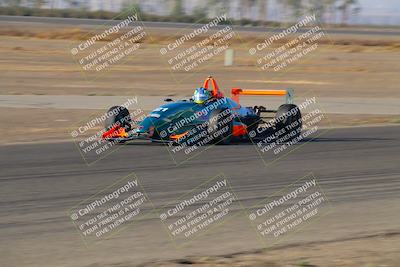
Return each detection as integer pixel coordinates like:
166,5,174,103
193,89,210,104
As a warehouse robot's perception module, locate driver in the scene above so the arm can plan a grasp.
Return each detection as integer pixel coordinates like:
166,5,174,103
193,87,212,104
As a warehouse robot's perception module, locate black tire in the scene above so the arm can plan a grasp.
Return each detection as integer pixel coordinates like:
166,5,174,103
105,106,132,131
208,109,233,145
275,104,302,143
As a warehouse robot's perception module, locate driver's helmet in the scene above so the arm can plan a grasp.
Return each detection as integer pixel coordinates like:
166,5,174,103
193,87,211,104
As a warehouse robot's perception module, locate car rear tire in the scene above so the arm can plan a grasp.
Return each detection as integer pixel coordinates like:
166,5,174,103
105,106,132,131
275,104,302,143
208,109,234,145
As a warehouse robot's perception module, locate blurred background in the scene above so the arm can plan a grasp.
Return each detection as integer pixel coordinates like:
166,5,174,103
0,0,400,144
1,2,400,267
1,0,400,26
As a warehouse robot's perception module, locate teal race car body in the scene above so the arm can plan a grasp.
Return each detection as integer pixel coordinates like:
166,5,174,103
102,76,302,145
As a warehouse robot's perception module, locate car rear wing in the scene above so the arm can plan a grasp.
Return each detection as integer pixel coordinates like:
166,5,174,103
231,88,294,105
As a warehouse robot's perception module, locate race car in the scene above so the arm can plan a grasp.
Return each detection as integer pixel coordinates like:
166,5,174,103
102,76,302,145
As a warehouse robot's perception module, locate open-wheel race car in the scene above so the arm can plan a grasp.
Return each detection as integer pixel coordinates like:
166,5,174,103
102,76,302,145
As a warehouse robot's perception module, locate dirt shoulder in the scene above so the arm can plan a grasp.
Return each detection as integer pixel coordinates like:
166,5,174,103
1,22,399,144
0,26,399,98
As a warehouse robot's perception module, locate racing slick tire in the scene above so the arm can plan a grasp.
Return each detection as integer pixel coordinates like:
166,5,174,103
104,106,132,131
274,104,302,143
208,109,234,145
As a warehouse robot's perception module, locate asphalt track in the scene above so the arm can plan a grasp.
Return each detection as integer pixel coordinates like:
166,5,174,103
1,125,399,266
1,15,400,36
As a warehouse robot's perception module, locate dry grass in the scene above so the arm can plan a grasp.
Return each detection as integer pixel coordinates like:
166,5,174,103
1,22,400,49
1,33,399,98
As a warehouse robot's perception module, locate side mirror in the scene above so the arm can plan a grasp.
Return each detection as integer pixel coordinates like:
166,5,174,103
164,98,173,102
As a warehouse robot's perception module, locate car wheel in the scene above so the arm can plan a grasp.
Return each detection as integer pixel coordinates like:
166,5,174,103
275,104,302,143
105,106,132,131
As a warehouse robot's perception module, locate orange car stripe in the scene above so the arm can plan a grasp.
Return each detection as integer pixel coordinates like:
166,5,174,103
170,132,189,140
